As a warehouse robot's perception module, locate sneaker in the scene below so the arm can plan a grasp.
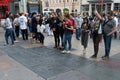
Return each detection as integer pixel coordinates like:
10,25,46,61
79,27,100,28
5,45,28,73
4,43,8,46
61,50,67,53
14,40,19,43
67,50,71,54
102,56,109,60
76,38,80,40
12,44,15,46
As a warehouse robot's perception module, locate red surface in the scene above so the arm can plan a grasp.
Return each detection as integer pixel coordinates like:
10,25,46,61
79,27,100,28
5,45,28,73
99,58,120,70
98,1,103,6
0,0,13,6
0,0,13,19
0,0,13,12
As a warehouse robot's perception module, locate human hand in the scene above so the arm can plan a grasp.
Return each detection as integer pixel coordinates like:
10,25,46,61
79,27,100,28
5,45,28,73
94,10,98,15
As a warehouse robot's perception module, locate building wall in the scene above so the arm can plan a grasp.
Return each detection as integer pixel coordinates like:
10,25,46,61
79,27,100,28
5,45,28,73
19,0,27,13
42,0,82,13
114,0,120,3
85,0,120,16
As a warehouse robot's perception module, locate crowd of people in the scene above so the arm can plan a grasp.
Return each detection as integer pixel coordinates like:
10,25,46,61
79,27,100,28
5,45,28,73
2,10,120,60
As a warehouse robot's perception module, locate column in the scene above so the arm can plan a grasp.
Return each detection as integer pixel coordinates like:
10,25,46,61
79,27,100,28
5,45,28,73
19,0,27,13
89,3,92,16
111,3,114,10
105,3,107,14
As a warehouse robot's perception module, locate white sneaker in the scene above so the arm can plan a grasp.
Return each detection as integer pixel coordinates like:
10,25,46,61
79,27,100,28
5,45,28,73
67,50,71,54
14,40,19,43
61,50,67,53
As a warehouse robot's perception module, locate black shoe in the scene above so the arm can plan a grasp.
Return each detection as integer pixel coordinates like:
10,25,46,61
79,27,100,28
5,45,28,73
76,38,80,40
91,55,97,58
53,46,57,48
102,56,109,60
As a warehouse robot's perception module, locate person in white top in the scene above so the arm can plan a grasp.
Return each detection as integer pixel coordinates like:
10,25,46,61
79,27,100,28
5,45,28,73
13,13,20,38
76,13,83,40
19,12,28,40
4,13,14,46
36,16,45,46
114,14,118,39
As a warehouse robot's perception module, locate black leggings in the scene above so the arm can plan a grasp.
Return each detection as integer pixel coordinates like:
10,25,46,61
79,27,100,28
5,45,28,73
21,29,28,40
93,34,102,56
15,26,20,37
53,31,60,47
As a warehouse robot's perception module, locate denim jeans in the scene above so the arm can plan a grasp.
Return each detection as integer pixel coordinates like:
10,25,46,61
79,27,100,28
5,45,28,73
76,28,81,39
62,34,72,50
5,28,14,45
103,35,112,57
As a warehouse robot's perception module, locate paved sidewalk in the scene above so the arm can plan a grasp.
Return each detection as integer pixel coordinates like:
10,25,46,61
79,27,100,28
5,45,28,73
0,52,45,80
0,27,120,80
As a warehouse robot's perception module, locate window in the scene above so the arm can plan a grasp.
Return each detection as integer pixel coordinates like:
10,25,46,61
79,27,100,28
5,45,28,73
92,4,95,11
114,3,120,10
82,5,89,11
107,3,111,11
73,0,77,2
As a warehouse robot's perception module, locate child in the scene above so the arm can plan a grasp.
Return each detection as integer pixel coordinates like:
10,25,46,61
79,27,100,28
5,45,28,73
37,18,45,46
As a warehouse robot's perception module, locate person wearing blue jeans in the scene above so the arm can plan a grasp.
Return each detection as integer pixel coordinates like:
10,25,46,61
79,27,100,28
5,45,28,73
103,35,112,57
76,28,81,40
75,14,83,40
4,13,14,46
62,14,73,53
5,28,14,45
63,34,72,51
94,10,117,60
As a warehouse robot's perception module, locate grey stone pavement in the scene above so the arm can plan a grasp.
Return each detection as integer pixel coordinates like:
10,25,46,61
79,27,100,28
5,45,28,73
0,27,120,80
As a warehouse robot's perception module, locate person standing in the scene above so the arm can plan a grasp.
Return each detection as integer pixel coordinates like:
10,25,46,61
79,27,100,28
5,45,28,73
19,12,28,40
9,12,16,41
4,13,14,46
91,17,102,58
62,14,73,53
113,14,118,39
31,12,37,41
76,13,83,40
13,13,20,38
94,10,117,60
81,17,90,54
50,12,60,48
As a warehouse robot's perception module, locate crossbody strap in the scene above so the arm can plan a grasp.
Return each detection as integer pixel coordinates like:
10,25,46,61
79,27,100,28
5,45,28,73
103,19,113,27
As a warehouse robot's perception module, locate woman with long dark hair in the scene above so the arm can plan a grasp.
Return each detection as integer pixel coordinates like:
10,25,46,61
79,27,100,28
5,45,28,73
81,17,90,54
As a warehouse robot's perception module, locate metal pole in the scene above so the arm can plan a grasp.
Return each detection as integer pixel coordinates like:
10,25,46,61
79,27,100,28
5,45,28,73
101,0,103,13
64,0,65,9
72,0,75,16
80,0,82,13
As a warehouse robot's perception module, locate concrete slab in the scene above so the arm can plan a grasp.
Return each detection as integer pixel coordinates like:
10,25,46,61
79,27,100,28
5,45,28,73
77,62,120,80
0,55,14,70
0,54,45,80
99,58,120,70
111,53,120,60
48,70,93,80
